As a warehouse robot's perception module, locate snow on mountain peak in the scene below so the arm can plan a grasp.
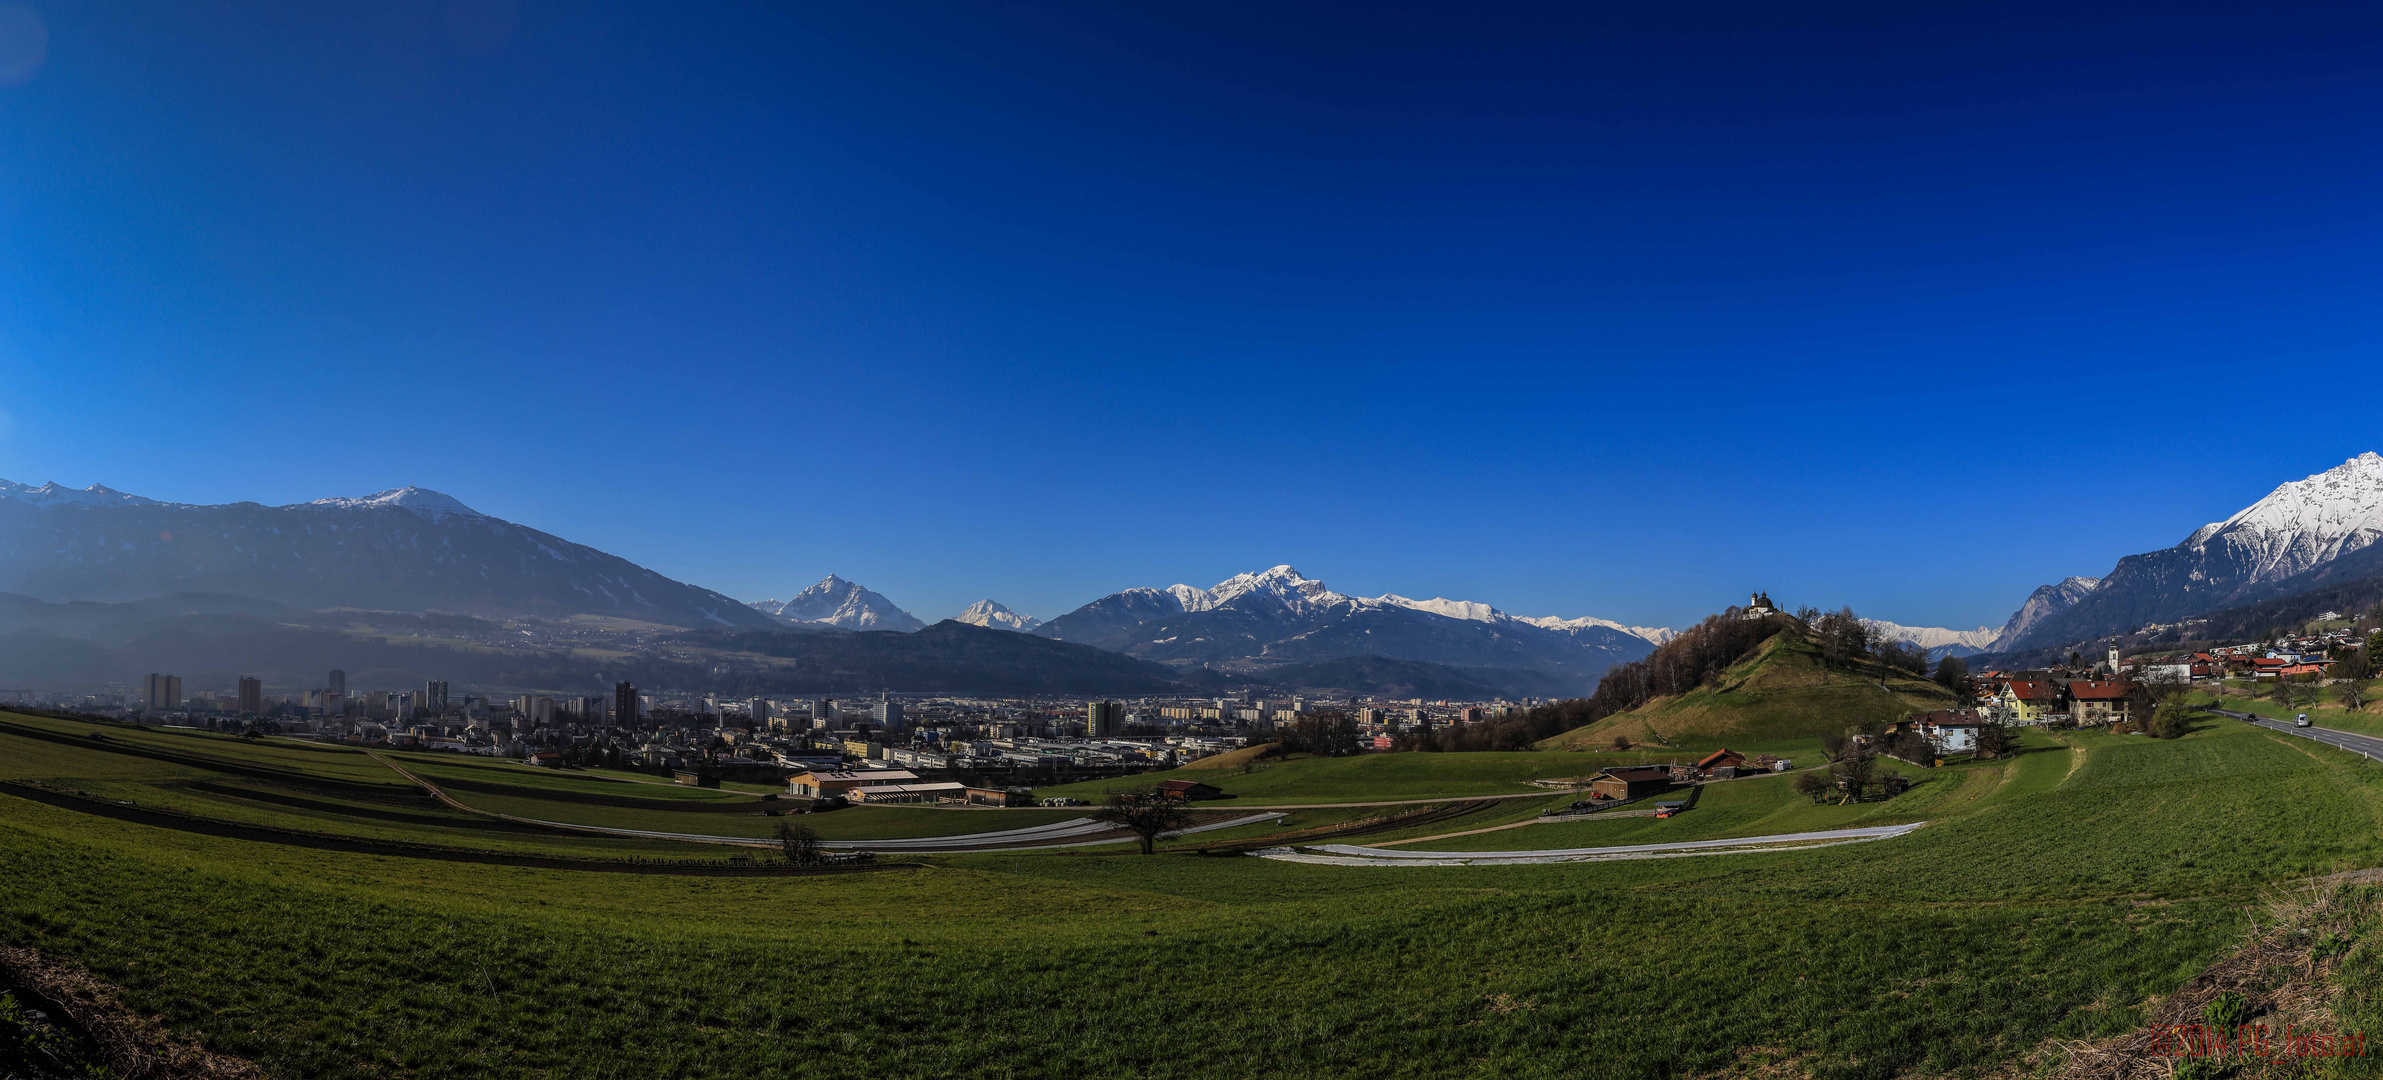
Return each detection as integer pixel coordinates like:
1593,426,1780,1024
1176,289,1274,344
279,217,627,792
1373,591,1675,644
1863,618,1999,653
953,599,1041,632
753,574,925,631
1203,565,1350,613
1519,614,1678,645
301,486,485,522
1380,594,1503,623
2186,452,2383,584
0,480,165,509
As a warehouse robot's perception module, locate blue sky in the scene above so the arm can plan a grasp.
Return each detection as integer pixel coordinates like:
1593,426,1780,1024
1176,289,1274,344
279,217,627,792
3,1,2381,630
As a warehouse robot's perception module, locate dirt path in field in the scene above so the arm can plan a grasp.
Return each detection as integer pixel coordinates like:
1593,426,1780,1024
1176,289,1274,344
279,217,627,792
1365,806,1663,847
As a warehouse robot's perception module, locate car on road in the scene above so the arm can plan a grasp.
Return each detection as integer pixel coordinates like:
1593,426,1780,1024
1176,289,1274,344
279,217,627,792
2296,713,2313,728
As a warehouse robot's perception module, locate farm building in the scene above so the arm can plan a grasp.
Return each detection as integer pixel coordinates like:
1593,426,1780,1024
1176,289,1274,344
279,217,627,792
1694,749,1746,778
965,786,1034,807
1589,766,1672,801
786,768,923,799
849,782,967,804
1155,779,1224,801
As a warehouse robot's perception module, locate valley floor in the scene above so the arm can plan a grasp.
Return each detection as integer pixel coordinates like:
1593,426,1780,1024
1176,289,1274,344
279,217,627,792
2,710,2381,1078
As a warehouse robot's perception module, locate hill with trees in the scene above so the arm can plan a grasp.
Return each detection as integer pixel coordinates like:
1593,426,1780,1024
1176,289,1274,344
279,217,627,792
1539,608,1959,748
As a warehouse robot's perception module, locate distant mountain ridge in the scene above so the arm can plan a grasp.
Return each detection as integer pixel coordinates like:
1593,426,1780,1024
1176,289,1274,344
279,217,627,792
747,575,926,632
1034,565,1661,692
1998,454,2383,652
951,599,1040,632
1862,618,1998,659
0,481,776,630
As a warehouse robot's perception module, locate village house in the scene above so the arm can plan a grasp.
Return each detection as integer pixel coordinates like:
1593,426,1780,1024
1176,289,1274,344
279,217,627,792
1910,709,1983,753
1999,679,2061,725
2065,680,2133,726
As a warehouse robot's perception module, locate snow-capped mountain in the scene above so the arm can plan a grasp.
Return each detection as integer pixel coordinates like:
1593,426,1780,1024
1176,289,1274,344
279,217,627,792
1035,565,1658,691
1513,613,1677,646
1862,618,1998,659
952,599,1041,632
0,480,169,510
301,486,485,523
1989,576,2101,650
0,480,777,628
1998,453,2383,652
750,575,926,632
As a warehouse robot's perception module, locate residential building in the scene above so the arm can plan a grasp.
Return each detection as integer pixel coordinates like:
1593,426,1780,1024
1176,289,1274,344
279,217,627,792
422,680,449,714
613,681,640,724
1086,700,1122,738
237,676,263,716
327,669,346,698
143,673,182,711
871,696,904,731
2066,681,2133,726
1999,679,2061,725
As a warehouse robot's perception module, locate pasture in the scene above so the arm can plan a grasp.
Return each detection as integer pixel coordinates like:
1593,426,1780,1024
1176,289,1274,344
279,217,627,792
3,709,2381,1079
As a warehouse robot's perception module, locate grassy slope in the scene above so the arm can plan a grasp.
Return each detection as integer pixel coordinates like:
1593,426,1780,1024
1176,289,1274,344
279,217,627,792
5,710,2383,1078
1541,630,1958,750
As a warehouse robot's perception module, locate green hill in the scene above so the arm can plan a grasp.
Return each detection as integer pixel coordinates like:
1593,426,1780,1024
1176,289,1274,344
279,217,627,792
1542,629,1957,749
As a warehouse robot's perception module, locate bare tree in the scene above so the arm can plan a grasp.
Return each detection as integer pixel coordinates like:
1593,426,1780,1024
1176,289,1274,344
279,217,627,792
2341,678,2371,713
776,821,826,866
1791,771,1832,804
1094,789,1192,855
1610,735,1633,752
1973,721,2017,760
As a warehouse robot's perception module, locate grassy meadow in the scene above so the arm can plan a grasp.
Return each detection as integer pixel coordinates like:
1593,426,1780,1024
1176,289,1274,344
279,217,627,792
4,707,2383,1078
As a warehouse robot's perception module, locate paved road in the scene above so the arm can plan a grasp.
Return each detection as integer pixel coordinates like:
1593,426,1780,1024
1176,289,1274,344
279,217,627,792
2203,707,2383,762
1255,822,1928,867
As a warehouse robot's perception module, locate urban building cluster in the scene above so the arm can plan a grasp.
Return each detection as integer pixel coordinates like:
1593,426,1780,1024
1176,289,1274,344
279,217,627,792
46,667,1558,802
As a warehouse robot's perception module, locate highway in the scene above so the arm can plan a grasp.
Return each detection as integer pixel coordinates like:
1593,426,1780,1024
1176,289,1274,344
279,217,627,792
2203,705,2383,763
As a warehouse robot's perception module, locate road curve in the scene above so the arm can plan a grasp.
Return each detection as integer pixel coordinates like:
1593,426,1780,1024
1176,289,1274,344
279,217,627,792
1255,821,1927,867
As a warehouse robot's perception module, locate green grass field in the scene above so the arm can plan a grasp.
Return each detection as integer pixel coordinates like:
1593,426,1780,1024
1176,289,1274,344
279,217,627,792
5,708,2383,1079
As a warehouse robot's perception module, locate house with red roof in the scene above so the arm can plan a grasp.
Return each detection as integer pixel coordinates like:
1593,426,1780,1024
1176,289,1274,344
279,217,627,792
1998,679,2062,725
2065,680,2134,726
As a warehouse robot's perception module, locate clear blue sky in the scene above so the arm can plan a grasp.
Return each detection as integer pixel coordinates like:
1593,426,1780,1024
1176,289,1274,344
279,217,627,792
3,1,2380,630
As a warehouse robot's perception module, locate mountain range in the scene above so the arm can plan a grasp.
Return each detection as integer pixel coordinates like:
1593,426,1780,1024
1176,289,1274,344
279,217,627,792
0,483,775,630
1028,565,1661,693
1994,453,2383,653
1861,619,1999,659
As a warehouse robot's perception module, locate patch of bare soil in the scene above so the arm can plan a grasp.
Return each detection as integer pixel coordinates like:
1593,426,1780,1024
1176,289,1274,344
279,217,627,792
0,946,265,1079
